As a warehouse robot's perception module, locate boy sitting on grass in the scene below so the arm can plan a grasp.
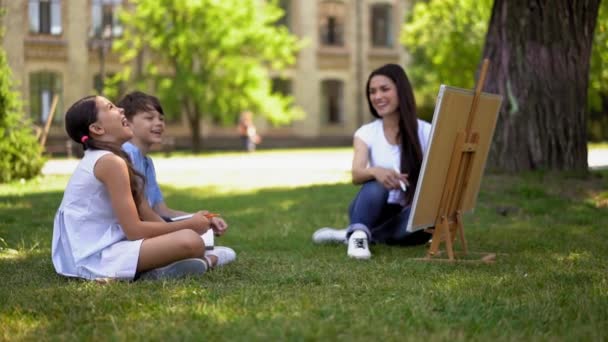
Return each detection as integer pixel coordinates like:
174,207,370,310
118,91,235,265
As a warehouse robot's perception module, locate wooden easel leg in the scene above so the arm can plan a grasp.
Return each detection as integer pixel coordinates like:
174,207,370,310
427,228,441,258
455,211,468,255
444,223,455,261
418,218,496,263
427,218,446,258
427,217,455,261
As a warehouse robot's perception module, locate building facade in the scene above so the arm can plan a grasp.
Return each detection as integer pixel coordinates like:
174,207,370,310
2,0,410,149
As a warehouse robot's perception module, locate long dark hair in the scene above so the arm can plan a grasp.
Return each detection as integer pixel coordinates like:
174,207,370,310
64,96,145,212
366,64,423,205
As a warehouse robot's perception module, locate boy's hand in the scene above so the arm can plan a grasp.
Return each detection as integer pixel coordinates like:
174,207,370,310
210,217,228,236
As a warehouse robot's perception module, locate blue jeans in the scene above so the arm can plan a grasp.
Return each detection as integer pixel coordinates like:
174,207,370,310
347,181,431,246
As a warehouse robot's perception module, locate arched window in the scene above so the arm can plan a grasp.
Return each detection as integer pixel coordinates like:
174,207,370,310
321,80,344,124
371,3,393,48
29,71,63,124
319,1,345,47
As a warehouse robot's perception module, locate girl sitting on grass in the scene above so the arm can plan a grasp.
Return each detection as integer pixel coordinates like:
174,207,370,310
51,95,235,281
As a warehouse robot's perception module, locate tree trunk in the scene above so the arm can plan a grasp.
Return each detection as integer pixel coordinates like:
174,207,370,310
482,0,600,172
184,99,202,153
190,115,202,153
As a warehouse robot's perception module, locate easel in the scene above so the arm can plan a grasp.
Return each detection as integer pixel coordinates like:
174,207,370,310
422,59,497,263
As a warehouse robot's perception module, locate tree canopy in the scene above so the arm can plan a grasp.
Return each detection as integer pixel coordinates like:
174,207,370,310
111,0,303,151
401,0,493,117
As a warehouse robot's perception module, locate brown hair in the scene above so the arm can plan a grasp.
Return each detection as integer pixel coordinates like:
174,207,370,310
117,91,165,121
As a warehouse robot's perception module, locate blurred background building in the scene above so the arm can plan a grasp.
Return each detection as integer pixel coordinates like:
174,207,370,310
1,0,410,151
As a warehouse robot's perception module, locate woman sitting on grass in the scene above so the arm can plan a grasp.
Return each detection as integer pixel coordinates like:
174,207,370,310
312,64,432,259
51,95,235,281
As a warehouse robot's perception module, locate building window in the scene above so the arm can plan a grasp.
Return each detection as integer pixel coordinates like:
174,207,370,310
371,4,393,48
276,0,292,31
91,0,123,38
29,72,63,124
321,80,344,124
28,0,62,35
319,1,345,47
272,77,292,96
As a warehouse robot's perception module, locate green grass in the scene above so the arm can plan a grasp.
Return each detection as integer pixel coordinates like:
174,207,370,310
1,154,607,341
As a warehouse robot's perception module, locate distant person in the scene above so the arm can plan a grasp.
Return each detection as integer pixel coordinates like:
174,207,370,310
312,64,432,259
118,91,233,254
52,95,234,282
237,110,261,152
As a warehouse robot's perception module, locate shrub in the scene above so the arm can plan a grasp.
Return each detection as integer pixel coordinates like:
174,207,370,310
0,16,44,183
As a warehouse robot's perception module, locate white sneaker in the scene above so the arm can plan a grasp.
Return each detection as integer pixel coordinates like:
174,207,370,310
347,230,371,260
312,227,347,244
205,246,236,268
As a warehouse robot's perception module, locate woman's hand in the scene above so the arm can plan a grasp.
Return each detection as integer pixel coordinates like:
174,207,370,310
372,167,409,190
187,211,211,234
210,217,228,236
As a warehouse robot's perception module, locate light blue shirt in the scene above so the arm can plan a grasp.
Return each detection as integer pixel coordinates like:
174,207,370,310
122,142,164,208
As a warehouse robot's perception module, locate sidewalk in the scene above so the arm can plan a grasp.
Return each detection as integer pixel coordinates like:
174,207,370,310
41,148,608,189
589,148,608,170
42,150,354,190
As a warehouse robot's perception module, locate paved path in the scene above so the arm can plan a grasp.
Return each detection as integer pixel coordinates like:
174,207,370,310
42,148,608,189
589,149,608,170
42,150,354,190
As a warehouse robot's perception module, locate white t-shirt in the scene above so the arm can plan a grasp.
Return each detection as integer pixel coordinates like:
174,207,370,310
354,118,431,204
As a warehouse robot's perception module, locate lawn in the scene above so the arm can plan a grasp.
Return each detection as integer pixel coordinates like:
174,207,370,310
1,149,607,341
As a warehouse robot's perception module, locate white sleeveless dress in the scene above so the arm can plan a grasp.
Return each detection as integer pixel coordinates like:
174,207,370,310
51,150,143,280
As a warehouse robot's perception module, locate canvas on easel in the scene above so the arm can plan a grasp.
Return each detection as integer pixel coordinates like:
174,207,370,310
406,60,503,261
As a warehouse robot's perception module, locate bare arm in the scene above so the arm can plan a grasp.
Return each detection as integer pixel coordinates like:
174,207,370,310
94,154,210,240
138,200,164,222
351,137,406,190
351,137,376,184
